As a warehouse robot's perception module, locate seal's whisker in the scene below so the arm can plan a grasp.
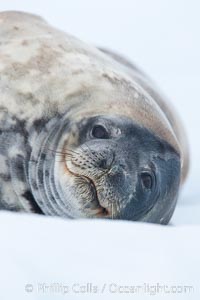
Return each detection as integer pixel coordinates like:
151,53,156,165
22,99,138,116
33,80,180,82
46,148,66,155
46,152,67,156
46,147,76,157
55,159,71,163
114,201,121,220
63,148,80,155
83,143,95,159
111,202,114,219
79,144,97,167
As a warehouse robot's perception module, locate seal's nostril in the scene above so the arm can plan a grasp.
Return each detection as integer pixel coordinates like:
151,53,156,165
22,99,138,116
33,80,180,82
98,152,114,170
98,158,108,169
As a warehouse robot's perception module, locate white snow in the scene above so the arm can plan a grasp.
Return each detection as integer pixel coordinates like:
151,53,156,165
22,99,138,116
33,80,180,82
0,211,199,300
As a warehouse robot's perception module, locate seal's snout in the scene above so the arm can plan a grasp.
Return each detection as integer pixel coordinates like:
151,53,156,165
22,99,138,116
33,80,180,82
97,156,111,170
66,144,115,179
93,149,114,172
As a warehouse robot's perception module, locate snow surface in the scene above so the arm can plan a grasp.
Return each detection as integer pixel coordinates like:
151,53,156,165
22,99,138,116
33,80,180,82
0,211,200,300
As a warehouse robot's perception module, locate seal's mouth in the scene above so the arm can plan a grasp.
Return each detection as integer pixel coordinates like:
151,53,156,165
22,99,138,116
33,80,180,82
83,175,110,218
65,160,109,218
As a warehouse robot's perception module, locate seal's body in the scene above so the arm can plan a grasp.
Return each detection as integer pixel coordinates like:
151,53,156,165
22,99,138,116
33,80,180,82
0,11,189,224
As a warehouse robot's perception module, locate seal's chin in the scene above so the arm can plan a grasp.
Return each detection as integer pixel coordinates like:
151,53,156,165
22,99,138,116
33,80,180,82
65,161,110,218
82,175,110,218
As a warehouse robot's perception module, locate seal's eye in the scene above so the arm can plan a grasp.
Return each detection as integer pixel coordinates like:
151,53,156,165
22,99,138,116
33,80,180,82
140,172,153,190
91,125,109,139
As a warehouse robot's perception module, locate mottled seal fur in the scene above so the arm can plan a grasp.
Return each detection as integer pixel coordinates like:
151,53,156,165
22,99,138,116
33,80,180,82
0,11,189,224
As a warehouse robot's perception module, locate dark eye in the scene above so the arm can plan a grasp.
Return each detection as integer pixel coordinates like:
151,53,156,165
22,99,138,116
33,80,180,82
140,172,153,190
91,125,109,139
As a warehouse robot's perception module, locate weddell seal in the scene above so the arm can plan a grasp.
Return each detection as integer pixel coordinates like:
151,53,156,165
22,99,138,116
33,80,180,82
0,11,189,224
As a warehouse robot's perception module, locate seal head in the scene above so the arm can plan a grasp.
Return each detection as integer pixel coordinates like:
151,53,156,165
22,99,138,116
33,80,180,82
27,108,180,224
62,115,180,223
